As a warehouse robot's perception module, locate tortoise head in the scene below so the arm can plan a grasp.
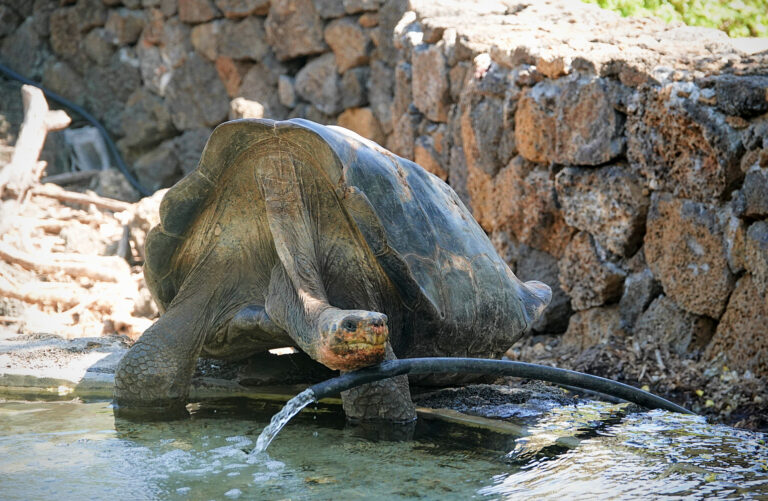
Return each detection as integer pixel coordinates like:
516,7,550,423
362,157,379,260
316,309,388,371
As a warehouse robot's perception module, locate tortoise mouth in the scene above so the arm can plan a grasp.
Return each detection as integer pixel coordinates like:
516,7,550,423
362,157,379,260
318,340,387,371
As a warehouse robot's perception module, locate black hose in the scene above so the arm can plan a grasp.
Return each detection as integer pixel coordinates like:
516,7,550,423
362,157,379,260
0,60,151,196
308,357,694,415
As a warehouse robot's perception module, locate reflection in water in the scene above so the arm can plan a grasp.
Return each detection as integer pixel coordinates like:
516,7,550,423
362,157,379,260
0,398,765,500
483,406,768,499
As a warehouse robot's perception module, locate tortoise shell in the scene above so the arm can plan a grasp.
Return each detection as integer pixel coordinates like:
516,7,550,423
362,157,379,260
144,118,550,359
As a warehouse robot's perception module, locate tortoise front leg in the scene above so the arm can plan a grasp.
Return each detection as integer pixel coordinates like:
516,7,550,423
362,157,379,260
341,344,416,422
114,289,211,414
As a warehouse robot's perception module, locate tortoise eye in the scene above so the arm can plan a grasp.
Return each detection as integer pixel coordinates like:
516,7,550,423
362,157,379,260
342,319,357,332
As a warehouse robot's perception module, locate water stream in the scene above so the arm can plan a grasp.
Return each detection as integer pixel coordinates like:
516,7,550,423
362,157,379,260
250,388,316,454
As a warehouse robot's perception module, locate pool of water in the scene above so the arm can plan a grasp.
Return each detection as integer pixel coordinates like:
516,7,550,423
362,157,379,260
0,397,766,500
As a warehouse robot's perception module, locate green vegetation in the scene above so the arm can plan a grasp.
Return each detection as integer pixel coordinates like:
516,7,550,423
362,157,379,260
583,0,768,37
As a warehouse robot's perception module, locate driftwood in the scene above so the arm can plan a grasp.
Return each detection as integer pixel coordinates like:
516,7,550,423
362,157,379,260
0,241,130,282
31,183,133,213
0,85,70,199
0,275,81,308
0,272,130,315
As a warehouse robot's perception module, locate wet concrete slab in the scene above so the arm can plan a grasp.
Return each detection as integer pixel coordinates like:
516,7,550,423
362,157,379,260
0,328,128,397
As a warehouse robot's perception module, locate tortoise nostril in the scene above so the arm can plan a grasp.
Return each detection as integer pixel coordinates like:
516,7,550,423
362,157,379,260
372,317,385,327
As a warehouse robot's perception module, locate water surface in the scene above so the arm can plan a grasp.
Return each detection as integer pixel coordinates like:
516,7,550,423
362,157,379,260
0,398,766,500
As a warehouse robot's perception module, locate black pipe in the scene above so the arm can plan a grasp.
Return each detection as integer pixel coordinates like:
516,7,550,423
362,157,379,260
308,358,694,415
0,60,151,197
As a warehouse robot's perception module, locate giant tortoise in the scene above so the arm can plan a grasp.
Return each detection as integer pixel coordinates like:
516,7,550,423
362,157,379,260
114,118,551,421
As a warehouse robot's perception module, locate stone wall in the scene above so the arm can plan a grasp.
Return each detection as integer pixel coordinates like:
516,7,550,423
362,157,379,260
1,0,767,377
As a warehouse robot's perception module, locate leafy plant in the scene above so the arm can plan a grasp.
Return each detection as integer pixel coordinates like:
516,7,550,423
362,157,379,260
582,0,768,37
